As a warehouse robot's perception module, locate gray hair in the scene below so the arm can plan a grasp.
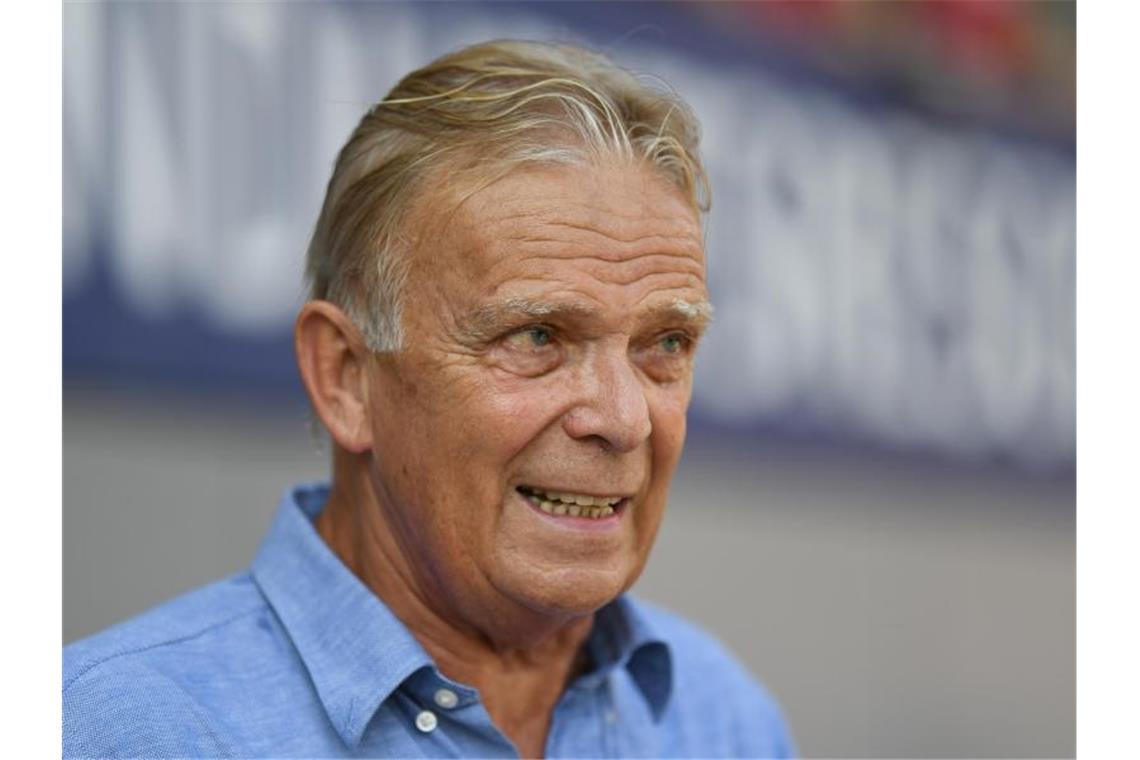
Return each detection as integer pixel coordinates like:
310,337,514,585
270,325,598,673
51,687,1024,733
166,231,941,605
304,39,709,352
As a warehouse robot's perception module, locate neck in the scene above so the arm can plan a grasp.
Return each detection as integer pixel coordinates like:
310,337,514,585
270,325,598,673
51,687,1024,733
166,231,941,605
315,449,595,758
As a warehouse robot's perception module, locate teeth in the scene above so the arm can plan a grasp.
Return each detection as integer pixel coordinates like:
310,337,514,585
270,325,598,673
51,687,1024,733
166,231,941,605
526,488,622,508
526,490,619,520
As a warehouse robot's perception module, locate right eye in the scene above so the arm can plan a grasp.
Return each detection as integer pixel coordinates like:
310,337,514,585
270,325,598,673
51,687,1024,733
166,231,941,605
495,325,562,376
505,325,554,351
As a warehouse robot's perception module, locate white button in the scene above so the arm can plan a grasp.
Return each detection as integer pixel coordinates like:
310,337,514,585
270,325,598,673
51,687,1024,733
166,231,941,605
433,688,459,709
415,710,438,733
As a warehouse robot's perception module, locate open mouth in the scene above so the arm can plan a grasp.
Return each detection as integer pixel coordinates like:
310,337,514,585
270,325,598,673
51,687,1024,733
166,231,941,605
516,486,626,520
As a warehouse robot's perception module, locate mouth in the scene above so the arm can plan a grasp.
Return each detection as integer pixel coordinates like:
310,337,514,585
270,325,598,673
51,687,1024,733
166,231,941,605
516,485,628,521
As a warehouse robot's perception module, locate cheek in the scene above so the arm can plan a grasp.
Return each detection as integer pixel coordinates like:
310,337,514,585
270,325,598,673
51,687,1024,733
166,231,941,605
474,373,570,454
634,386,690,517
648,383,691,459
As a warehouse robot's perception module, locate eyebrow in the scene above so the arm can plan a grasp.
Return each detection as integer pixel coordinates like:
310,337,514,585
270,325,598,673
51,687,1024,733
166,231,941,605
461,296,714,342
650,297,715,330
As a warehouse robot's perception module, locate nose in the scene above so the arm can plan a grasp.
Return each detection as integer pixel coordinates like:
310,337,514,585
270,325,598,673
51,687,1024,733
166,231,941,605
561,347,652,453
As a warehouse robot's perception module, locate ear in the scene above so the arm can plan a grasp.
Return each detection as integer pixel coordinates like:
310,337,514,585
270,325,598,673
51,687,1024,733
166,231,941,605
294,301,373,453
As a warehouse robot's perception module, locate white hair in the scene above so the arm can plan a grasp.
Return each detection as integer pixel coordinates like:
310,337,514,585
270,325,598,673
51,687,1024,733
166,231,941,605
305,39,709,352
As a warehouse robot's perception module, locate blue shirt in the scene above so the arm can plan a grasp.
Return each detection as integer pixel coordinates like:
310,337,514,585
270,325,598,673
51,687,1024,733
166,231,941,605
64,483,795,758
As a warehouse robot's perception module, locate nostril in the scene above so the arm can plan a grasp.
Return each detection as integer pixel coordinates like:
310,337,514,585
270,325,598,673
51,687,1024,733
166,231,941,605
584,434,614,452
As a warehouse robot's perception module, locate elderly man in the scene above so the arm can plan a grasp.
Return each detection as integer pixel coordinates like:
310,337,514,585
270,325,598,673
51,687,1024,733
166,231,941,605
64,40,794,758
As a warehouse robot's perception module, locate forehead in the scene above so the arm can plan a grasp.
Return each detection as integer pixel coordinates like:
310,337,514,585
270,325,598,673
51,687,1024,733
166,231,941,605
418,163,706,309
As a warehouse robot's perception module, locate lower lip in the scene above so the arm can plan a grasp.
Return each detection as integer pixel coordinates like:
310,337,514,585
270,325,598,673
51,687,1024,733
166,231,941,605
516,491,626,532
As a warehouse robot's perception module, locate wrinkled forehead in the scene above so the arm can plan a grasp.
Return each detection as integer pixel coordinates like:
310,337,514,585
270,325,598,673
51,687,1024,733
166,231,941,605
437,163,705,274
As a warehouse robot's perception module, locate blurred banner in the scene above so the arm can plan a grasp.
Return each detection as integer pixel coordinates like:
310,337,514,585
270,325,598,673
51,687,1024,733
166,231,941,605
63,1,1075,470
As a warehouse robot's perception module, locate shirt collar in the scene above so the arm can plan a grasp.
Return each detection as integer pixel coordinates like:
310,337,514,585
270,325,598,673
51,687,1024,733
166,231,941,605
250,483,433,749
251,483,675,746
583,594,674,721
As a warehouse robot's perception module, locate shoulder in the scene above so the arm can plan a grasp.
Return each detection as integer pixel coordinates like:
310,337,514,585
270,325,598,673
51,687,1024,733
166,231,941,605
627,597,798,757
64,572,265,689
63,573,268,759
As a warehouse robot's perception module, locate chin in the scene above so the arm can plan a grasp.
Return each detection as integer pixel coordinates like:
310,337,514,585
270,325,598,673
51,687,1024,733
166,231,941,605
498,562,634,620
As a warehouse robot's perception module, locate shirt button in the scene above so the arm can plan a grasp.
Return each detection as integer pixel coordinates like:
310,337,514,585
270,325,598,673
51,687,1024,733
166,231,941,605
415,710,438,733
433,688,459,709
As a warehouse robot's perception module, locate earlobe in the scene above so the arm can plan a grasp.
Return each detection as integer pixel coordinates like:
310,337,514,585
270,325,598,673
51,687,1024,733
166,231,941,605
294,301,373,453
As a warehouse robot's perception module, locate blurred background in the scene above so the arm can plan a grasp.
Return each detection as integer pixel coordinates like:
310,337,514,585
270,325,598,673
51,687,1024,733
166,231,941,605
63,2,1075,757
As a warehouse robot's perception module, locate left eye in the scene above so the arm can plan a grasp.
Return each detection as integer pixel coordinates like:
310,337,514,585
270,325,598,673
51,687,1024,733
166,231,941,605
658,333,689,354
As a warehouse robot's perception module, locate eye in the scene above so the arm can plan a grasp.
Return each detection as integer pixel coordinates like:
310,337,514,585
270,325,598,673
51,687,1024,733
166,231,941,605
635,331,696,383
492,324,563,377
505,325,554,351
658,333,689,355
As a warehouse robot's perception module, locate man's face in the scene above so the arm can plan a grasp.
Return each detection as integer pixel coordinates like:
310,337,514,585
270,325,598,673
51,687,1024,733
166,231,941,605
364,161,708,625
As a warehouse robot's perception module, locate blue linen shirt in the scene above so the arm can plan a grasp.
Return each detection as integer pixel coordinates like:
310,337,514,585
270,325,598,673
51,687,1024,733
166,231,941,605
64,483,795,758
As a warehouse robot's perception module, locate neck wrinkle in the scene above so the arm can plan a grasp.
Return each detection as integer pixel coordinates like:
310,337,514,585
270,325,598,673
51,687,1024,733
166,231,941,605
316,448,596,694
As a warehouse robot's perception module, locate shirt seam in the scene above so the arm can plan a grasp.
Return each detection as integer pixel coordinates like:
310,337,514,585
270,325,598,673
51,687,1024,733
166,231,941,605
63,605,265,694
